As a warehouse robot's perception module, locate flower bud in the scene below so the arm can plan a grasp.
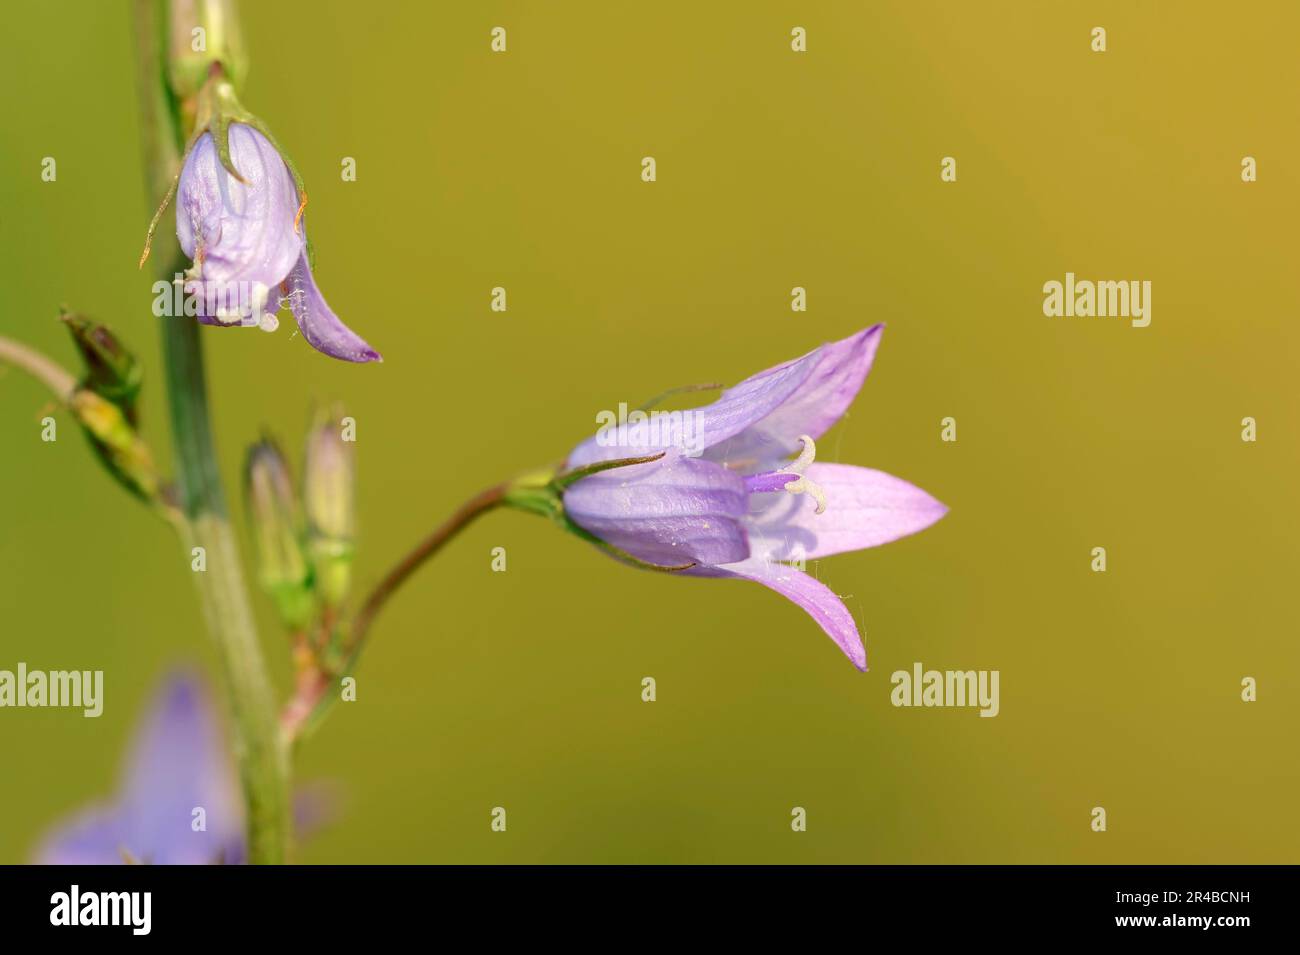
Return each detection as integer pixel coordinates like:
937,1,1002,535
243,440,313,630
303,412,355,607
69,389,162,502
167,0,248,100
61,313,143,422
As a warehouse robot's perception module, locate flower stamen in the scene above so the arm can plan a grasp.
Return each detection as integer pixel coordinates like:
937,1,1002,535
785,434,817,475
783,435,827,514
741,435,827,514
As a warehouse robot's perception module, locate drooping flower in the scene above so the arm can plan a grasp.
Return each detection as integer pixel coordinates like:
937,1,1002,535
34,672,326,864
521,325,946,671
174,122,381,363
139,73,380,364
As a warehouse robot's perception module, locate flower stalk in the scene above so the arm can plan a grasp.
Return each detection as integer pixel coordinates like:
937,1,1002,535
280,482,508,744
0,336,77,401
134,0,289,864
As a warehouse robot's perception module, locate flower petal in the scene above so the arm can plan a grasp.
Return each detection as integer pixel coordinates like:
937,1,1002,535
748,463,947,561
705,325,883,468
692,558,866,670
285,250,382,363
565,342,829,469
563,453,750,566
33,805,129,865
566,326,881,471
176,124,303,319
117,673,243,865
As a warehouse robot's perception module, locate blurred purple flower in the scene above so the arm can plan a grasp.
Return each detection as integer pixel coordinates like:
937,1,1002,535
176,122,381,363
35,673,241,864
562,325,946,671
35,672,327,865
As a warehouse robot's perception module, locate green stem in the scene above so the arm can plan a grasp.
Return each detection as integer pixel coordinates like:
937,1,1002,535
283,483,507,743
133,0,289,864
0,336,77,400
347,483,507,658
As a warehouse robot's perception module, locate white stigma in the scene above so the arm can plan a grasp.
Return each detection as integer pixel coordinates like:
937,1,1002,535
782,434,827,515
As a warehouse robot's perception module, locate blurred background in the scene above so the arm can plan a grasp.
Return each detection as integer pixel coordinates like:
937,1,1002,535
1,0,1297,863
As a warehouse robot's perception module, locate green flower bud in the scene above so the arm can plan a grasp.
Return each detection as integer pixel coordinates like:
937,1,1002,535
243,439,314,630
167,0,248,100
303,411,355,607
61,313,143,423
69,389,162,502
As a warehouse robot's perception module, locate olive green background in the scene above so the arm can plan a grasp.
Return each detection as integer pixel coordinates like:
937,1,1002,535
1,1,1297,864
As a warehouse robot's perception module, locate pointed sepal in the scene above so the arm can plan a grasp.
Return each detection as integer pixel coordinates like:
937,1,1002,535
68,388,164,503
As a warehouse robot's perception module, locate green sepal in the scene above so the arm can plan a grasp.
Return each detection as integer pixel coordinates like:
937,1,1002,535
308,539,354,609
266,581,317,634
551,451,666,491
69,389,164,502
502,467,565,520
201,77,258,183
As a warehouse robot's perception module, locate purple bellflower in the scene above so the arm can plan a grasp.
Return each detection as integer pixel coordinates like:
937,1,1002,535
35,673,244,864
139,72,380,364
34,672,327,864
553,325,946,671
174,122,381,363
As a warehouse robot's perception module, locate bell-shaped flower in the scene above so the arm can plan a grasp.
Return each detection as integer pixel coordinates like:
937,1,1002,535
139,74,380,364
34,672,326,864
551,325,946,671
34,673,244,864
172,122,380,362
